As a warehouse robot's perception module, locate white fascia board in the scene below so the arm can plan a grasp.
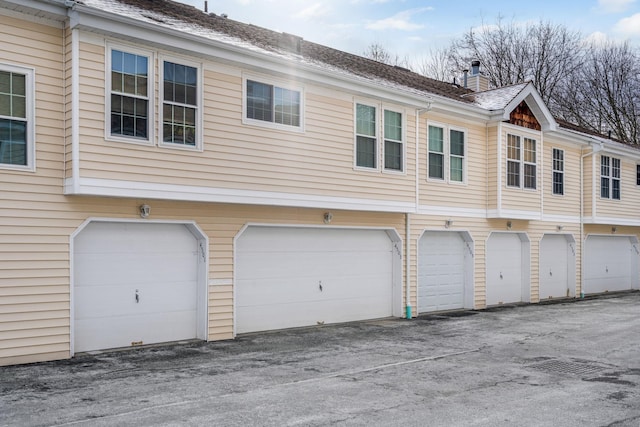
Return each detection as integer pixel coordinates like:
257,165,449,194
417,205,487,218
585,216,640,227
487,209,542,220
552,128,640,159
0,0,68,25
546,128,595,147
65,177,416,213
542,214,581,224
68,4,487,117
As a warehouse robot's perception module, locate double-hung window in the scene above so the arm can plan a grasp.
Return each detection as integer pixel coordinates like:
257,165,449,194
245,79,302,129
355,104,404,172
109,47,150,141
601,155,621,200
552,148,564,195
0,65,34,170
384,110,403,172
161,59,200,148
507,134,536,189
427,124,465,182
355,103,377,169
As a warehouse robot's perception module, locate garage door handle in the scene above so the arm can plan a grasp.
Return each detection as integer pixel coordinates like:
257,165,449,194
319,281,323,292
135,289,140,303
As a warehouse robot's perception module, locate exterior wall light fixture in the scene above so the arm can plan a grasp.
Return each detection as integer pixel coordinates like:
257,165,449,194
139,204,150,219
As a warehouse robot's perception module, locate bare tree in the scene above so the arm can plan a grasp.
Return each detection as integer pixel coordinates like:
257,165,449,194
450,18,583,104
415,46,457,82
556,41,640,144
363,42,411,69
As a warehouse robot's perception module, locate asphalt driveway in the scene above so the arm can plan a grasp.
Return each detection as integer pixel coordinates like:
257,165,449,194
2,292,640,427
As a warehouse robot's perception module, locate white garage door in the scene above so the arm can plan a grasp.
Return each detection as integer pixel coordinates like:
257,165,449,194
236,226,394,334
584,236,637,294
486,233,528,306
539,234,571,300
418,231,466,313
74,222,201,353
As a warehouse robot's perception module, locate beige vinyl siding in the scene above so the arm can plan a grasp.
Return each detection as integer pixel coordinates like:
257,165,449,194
595,155,640,220
420,112,487,210
0,14,71,365
500,125,542,214
74,35,416,204
544,138,581,217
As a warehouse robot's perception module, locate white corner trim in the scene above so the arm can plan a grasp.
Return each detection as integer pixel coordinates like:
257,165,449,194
64,177,416,213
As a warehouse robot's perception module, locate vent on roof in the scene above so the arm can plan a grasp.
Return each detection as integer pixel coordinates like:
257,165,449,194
279,32,302,54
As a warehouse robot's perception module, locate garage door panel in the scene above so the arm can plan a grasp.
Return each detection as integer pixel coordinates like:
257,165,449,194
236,227,394,334
585,236,635,293
418,232,467,313
486,233,524,306
75,309,196,352
539,235,570,299
74,222,200,353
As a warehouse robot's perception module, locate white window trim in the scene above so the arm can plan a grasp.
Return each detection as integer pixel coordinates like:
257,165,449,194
382,107,406,175
552,147,564,196
426,121,467,184
242,74,304,133
353,100,379,172
506,132,537,191
158,54,203,152
105,42,155,146
0,63,35,172
600,154,621,200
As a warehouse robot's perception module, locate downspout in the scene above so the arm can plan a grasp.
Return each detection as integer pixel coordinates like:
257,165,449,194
70,24,80,193
580,142,603,298
405,213,411,319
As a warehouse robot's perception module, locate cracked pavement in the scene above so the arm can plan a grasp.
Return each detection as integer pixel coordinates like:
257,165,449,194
1,292,639,426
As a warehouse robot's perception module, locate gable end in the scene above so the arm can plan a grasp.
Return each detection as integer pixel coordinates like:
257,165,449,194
509,101,541,131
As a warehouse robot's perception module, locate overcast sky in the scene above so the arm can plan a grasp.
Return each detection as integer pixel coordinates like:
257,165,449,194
175,0,640,62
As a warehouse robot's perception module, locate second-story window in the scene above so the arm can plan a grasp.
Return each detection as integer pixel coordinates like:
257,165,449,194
507,134,536,189
0,66,32,169
355,103,377,169
552,148,564,195
161,60,199,147
427,124,466,182
109,48,149,141
428,125,444,179
601,155,621,200
245,79,301,129
384,110,403,171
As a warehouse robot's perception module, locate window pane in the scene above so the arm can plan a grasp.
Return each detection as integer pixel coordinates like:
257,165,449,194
274,87,300,126
507,135,520,160
428,125,443,152
122,52,137,74
524,138,536,163
428,153,443,179
612,179,620,199
356,104,376,136
450,130,464,156
553,171,564,195
12,74,25,96
247,80,273,122
0,119,27,165
601,177,610,198
356,135,376,168
524,164,536,189
384,110,402,141
0,71,10,93
0,93,9,116
384,140,402,171
450,156,463,182
507,160,520,187
112,50,123,72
